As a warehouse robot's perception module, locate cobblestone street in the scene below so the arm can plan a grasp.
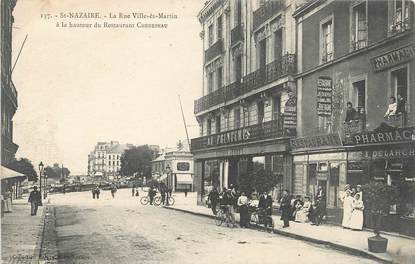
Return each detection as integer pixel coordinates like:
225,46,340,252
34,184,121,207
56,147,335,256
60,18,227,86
41,189,379,264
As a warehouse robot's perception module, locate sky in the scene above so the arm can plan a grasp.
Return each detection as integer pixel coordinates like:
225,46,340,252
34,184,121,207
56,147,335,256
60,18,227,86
12,0,205,174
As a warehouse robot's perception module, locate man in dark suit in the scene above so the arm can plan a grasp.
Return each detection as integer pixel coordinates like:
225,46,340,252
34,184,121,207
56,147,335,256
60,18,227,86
28,186,41,216
280,189,291,228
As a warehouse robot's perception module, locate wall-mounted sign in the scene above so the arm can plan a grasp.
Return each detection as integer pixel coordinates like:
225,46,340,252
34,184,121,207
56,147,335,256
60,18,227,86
284,96,297,129
177,162,190,171
346,126,415,146
207,127,251,146
291,133,342,151
371,44,415,72
316,77,332,116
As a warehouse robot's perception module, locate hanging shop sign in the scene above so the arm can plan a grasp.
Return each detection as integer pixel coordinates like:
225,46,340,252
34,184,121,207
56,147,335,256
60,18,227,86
283,96,297,129
290,133,342,151
370,43,415,72
316,76,332,116
346,125,415,146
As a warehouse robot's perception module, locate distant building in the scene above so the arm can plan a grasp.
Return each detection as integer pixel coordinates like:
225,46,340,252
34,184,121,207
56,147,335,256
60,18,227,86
87,141,132,179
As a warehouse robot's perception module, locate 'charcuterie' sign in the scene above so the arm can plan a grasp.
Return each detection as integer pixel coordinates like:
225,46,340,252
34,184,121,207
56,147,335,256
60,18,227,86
316,77,332,116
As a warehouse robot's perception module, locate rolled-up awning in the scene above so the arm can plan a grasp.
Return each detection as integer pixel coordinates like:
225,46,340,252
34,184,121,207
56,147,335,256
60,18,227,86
176,174,193,184
1,166,25,180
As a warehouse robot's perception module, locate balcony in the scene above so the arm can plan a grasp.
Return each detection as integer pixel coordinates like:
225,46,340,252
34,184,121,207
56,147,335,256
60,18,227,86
231,24,244,46
253,0,284,31
389,17,412,34
191,119,286,151
205,39,224,63
194,53,296,114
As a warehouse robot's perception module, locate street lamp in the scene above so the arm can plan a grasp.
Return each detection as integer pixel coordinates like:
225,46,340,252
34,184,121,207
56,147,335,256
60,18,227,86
165,165,171,206
38,162,44,206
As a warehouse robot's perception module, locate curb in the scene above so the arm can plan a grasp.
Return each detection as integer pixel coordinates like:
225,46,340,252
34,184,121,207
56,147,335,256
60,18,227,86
163,206,393,264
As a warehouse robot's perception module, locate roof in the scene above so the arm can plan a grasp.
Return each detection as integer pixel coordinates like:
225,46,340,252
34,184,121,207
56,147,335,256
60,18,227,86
1,165,26,181
293,0,323,18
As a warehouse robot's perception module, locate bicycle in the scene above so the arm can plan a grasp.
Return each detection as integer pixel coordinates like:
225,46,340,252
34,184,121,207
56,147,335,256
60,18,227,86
153,195,175,206
250,208,274,232
140,195,157,206
215,205,235,227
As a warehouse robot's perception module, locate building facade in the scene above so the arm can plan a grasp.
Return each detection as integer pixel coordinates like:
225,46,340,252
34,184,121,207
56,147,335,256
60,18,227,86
1,0,18,166
87,141,132,179
292,0,415,235
192,0,299,204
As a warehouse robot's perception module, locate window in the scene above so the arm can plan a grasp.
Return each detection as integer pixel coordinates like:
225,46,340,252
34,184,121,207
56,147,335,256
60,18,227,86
236,0,242,25
217,67,223,90
257,101,264,124
274,29,283,60
273,96,281,121
351,2,367,50
353,80,366,111
217,16,223,40
259,39,267,69
208,72,214,93
389,0,413,33
234,55,242,83
391,67,408,114
321,18,333,63
207,118,212,135
215,115,221,133
234,108,241,128
208,24,214,46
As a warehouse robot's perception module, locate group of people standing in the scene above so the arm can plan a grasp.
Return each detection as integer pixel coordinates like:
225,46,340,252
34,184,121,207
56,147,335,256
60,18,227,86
340,184,364,230
288,186,327,226
90,184,117,199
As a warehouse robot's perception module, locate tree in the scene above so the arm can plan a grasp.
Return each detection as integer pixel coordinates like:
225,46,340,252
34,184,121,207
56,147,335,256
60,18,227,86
252,164,277,194
120,145,155,177
8,158,38,182
44,164,70,180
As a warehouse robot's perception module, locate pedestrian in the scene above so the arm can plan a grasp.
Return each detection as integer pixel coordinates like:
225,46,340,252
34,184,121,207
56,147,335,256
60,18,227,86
291,195,303,220
264,191,273,228
28,186,41,216
184,187,188,198
342,190,353,228
237,192,249,228
161,187,166,205
110,184,117,198
350,194,364,230
135,189,139,196
295,196,311,223
149,187,156,205
313,197,326,226
132,186,135,197
280,189,291,228
208,187,219,215
92,188,96,199
356,185,363,201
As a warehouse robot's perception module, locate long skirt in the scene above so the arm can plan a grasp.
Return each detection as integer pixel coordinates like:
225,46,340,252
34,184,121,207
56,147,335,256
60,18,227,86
349,209,364,230
342,208,352,228
295,210,309,223
239,205,249,227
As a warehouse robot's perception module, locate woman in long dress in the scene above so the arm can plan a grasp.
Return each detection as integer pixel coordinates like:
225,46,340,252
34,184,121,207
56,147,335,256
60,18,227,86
349,193,364,230
295,196,312,223
342,190,353,228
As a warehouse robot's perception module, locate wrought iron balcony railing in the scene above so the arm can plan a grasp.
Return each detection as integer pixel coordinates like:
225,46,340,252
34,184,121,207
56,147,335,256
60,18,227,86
231,24,244,46
205,39,224,63
253,0,284,31
191,119,286,151
194,53,296,114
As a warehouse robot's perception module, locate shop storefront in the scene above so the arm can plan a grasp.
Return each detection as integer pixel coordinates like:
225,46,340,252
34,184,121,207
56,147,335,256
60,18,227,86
192,126,292,205
344,124,415,236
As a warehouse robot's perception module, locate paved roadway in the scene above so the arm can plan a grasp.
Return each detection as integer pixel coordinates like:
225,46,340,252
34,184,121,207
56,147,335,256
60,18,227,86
49,189,378,264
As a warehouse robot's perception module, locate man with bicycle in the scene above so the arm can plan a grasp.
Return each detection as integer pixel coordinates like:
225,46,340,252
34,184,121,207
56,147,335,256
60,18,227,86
221,188,236,227
258,191,273,228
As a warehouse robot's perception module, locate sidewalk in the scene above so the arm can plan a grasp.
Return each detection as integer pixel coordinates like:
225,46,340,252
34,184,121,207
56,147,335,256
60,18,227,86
1,196,46,263
165,192,415,264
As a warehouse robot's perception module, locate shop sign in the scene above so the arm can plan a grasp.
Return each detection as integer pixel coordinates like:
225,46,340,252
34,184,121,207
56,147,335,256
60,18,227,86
347,126,415,146
372,147,415,159
316,172,328,180
283,96,297,129
316,77,332,116
291,134,342,151
177,162,190,171
371,44,415,72
207,127,250,146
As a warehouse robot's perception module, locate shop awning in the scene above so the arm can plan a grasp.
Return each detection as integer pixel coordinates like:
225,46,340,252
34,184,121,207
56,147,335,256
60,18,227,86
1,166,25,181
176,174,193,184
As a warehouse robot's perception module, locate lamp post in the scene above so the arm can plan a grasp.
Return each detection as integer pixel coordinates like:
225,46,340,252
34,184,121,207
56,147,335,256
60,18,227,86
43,174,48,199
38,162,44,206
165,165,171,206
